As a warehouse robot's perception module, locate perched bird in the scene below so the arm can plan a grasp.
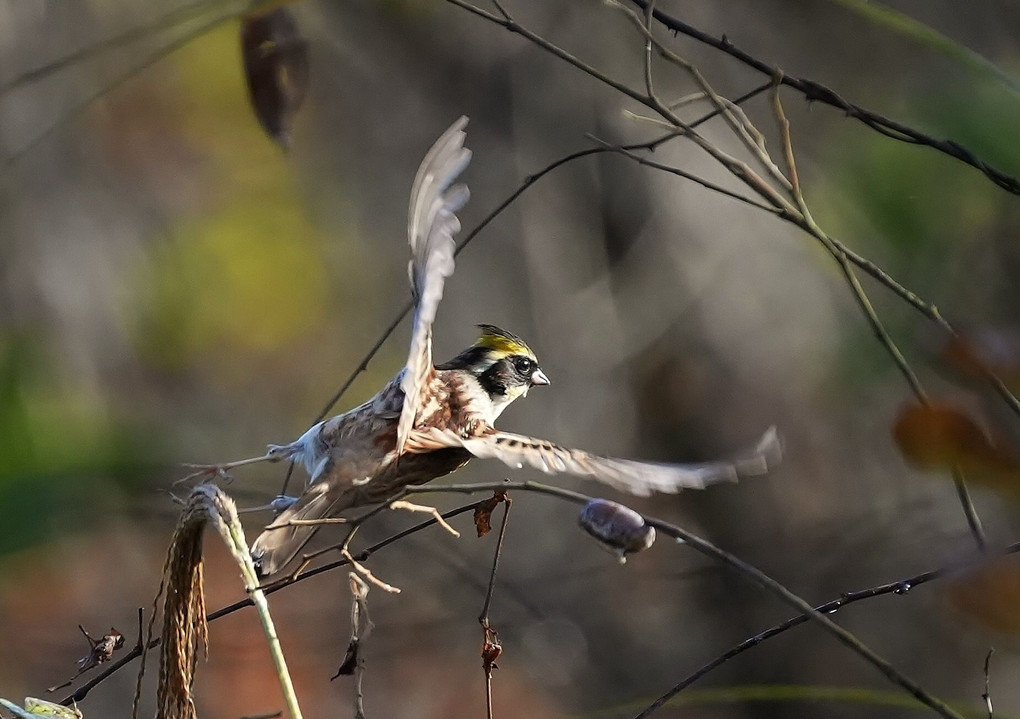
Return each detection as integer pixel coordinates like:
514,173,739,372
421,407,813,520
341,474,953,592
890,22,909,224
222,117,780,575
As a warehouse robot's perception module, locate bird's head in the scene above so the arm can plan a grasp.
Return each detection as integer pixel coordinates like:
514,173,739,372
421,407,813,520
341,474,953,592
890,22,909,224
439,324,550,414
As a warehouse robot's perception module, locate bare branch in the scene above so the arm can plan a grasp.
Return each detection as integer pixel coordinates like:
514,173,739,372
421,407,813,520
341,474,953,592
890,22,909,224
626,0,1020,195
404,481,966,719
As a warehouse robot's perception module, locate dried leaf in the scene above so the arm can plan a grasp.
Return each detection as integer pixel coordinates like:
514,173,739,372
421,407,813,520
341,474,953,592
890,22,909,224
331,641,358,679
46,626,127,692
473,494,503,537
942,329,1020,389
241,8,310,147
333,573,372,680
949,562,1020,636
76,627,125,672
892,402,1020,491
578,499,655,561
481,627,501,676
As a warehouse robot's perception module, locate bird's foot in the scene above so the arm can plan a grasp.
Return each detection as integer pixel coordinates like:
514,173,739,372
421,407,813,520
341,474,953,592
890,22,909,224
266,444,294,461
176,453,277,486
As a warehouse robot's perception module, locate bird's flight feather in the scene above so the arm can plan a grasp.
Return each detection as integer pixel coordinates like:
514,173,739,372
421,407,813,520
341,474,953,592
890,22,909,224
397,116,472,456
405,426,781,496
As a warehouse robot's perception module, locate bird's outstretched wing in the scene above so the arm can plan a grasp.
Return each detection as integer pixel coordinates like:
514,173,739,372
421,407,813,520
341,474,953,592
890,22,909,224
405,426,781,496
397,117,472,456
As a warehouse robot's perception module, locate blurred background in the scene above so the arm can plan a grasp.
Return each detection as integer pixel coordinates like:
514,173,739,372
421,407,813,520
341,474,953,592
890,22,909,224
2,0,1020,716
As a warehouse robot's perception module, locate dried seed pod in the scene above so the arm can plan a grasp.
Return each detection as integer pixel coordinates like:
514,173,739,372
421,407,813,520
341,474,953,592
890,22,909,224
578,499,655,562
241,8,310,147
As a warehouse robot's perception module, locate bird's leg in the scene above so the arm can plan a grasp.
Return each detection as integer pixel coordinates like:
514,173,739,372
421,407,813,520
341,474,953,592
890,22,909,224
176,450,284,486
237,495,300,515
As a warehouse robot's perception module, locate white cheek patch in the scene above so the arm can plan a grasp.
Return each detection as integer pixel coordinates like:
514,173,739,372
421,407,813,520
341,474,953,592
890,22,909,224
490,383,527,420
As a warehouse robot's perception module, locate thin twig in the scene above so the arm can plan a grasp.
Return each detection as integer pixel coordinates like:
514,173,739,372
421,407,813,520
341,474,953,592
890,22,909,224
60,500,481,706
478,492,511,719
453,0,989,550
343,547,401,594
2,3,243,173
404,481,965,719
587,136,783,215
0,0,214,96
610,0,792,192
478,492,512,627
982,648,994,719
771,84,987,551
625,0,1020,195
390,500,461,537
65,480,1019,715
635,552,1020,718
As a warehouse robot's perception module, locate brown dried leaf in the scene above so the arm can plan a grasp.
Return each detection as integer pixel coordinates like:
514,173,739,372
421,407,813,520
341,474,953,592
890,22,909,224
76,626,125,672
331,640,358,679
892,402,1020,491
241,8,310,147
949,562,1020,636
473,494,502,537
481,627,501,675
46,626,127,692
942,329,1020,389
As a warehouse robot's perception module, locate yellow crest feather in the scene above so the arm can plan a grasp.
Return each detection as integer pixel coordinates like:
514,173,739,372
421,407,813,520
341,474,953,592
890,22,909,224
474,324,536,359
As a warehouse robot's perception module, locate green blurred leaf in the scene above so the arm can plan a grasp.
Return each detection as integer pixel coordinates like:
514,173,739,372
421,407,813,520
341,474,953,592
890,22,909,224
823,0,1020,96
133,196,329,367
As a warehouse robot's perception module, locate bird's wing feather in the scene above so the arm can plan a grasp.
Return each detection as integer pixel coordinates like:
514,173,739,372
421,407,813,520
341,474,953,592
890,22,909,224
405,426,781,496
397,116,472,456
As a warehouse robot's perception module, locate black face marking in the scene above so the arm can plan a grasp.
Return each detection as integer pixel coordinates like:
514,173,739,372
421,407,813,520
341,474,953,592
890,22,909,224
477,358,514,397
437,346,490,372
439,344,540,402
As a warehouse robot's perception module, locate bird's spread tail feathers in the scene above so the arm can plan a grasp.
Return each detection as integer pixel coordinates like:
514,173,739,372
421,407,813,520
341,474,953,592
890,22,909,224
251,486,350,577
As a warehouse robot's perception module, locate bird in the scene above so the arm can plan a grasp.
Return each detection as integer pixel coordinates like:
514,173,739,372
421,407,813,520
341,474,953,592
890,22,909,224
204,116,780,576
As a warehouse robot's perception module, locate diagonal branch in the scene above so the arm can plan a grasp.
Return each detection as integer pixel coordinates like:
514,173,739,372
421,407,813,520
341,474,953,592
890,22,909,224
635,541,1020,718
403,481,966,719
626,0,1020,196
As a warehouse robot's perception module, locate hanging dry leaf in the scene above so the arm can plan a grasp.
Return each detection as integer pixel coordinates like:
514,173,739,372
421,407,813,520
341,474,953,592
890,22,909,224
332,641,359,678
473,493,504,537
241,8,310,147
481,627,501,676
46,626,127,692
76,627,125,672
892,402,1020,491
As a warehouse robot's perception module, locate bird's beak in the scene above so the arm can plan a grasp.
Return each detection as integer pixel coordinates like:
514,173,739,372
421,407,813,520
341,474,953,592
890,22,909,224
531,368,551,386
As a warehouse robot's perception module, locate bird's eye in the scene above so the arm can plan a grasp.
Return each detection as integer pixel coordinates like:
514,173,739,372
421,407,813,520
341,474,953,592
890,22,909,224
513,357,533,375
